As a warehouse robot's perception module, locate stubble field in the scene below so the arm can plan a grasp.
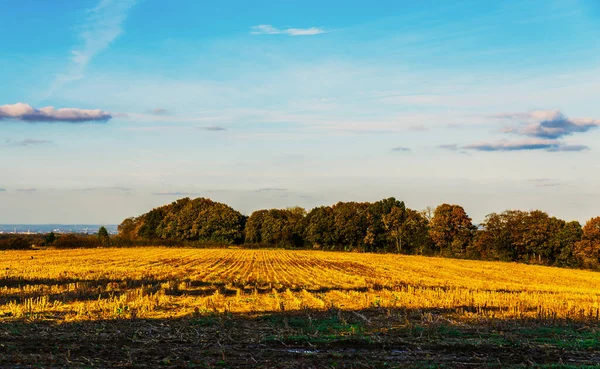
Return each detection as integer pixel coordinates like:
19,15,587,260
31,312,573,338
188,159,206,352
1,248,599,368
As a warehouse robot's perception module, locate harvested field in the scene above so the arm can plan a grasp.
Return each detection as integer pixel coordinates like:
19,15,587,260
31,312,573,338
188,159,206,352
1,248,599,368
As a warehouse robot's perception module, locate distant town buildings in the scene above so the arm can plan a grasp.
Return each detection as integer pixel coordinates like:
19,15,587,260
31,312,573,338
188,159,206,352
0,225,118,235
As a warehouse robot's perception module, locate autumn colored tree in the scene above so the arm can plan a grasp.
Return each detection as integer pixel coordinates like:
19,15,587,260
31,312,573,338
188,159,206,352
574,217,600,268
114,196,594,270
383,207,431,254
120,197,245,245
117,217,137,239
429,204,475,256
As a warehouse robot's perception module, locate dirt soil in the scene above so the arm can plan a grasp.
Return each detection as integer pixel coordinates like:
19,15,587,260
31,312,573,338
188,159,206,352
1,308,599,368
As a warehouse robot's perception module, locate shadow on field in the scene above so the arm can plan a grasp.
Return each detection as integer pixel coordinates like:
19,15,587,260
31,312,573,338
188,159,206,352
0,307,599,368
0,276,561,306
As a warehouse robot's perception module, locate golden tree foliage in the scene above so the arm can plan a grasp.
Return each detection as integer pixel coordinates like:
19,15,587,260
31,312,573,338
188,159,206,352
575,216,600,267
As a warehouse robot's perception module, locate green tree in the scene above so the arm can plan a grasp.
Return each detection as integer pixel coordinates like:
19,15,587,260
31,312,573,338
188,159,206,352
156,198,192,239
475,210,579,265
192,202,246,244
44,231,56,245
137,207,168,239
332,201,370,251
403,209,433,254
521,210,562,264
366,198,405,252
551,220,582,267
382,206,408,253
245,208,306,247
245,210,268,244
98,226,110,247
304,206,336,249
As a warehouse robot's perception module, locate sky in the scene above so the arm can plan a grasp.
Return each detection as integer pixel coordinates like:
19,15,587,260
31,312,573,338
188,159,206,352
1,0,599,224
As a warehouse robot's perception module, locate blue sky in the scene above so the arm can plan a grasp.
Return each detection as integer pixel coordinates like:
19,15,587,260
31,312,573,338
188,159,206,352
1,0,599,224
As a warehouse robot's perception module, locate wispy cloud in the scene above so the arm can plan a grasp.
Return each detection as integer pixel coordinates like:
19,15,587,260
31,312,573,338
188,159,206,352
462,139,588,152
438,144,459,151
534,182,562,188
336,128,393,135
73,186,132,192
407,124,429,132
152,191,200,196
149,108,170,116
49,0,137,94
496,110,600,139
528,178,563,188
13,139,53,147
16,188,36,193
255,188,287,192
251,24,328,36
391,146,411,152
437,144,471,155
528,178,553,183
0,103,111,123
200,126,227,131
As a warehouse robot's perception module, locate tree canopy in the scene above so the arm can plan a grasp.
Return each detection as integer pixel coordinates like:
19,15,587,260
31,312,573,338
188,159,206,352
117,196,596,270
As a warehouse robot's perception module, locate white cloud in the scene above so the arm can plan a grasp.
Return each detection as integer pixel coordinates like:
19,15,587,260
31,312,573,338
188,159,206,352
251,24,328,36
0,103,111,123
251,25,280,35
285,27,328,36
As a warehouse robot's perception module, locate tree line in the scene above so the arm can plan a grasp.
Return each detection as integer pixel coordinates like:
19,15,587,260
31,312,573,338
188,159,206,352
0,227,112,250
118,197,600,269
